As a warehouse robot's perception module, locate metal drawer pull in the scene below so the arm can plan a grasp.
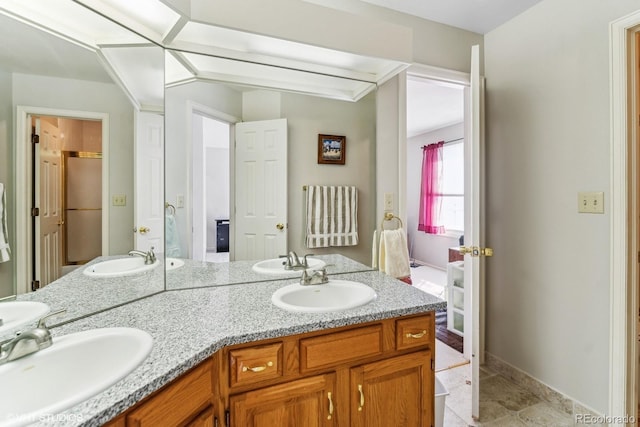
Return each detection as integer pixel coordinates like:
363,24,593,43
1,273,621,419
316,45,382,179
242,361,273,372
327,392,334,420
405,330,427,339
358,384,364,411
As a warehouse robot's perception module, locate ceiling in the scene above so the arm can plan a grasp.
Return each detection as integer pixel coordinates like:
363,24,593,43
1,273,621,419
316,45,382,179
352,0,543,34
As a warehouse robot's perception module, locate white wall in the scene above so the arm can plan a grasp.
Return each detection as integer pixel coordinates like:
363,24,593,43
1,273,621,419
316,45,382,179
11,73,135,256
0,70,13,298
406,123,463,269
484,0,640,413
203,117,230,250
165,81,242,257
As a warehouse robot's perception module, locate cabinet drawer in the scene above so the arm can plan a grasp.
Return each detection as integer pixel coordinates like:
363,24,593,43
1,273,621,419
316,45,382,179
300,325,383,372
127,359,212,426
396,315,433,351
229,342,283,387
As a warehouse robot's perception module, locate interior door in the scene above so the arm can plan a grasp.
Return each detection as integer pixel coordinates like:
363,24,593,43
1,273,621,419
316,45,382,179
234,119,287,260
134,111,164,252
463,44,486,419
35,118,62,287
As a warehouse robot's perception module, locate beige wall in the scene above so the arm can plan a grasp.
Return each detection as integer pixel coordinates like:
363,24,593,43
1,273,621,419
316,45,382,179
484,0,640,413
12,73,135,256
0,70,13,298
284,91,376,265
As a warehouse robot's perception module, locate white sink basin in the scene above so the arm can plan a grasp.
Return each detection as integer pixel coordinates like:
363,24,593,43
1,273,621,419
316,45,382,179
0,302,49,335
83,257,160,278
253,257,326,276
0,327,152,426
165,257,185,271
272,279,377,313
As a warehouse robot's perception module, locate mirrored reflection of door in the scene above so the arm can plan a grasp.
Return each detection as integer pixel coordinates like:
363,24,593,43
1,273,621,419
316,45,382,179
35,119,62,287
135,111,164,252
234,118,288,260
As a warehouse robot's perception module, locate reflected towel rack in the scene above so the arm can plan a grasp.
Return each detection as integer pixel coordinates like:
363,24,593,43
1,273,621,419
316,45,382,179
165,202,176,215
381,212,402,230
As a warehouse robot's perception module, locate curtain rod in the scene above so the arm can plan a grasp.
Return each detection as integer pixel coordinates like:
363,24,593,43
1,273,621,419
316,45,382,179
421,137,463,149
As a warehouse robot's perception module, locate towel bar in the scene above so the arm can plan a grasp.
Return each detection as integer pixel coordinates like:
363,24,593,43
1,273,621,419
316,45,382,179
165,202,176,215
381,212,403,230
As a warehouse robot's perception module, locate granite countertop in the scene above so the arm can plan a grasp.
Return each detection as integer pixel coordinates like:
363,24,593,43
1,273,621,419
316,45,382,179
12,267,444,427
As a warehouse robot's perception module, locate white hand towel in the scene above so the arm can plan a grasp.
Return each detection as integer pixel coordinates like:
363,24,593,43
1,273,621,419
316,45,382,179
371,229,378,268
0,183,10,263
378,228,410,279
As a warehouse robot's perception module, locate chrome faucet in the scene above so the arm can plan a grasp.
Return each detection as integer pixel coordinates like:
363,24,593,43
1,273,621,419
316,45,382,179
0,309,66,365
279,251,315,270
128,246,156,265
300,267,329,285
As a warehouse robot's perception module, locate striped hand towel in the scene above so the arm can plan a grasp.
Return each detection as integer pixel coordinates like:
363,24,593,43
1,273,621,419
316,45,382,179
305,185,358,248
0,183,10,263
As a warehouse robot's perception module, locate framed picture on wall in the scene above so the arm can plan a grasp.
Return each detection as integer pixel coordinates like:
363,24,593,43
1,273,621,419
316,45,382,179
317,134,346,165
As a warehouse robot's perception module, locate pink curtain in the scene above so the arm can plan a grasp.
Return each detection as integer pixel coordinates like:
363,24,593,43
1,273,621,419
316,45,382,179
418,141,445,234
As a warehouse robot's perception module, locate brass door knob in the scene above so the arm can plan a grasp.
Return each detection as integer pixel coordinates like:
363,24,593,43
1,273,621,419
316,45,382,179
138,226,150,234
276,223,285,230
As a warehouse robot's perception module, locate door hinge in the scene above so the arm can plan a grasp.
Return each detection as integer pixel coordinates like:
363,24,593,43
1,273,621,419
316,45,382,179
31,133,39,144
31,207,40,217
431,358,435,371
31,280,40,291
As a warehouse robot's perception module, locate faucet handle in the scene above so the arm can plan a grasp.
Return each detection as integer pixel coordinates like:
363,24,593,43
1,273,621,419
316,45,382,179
37,309,67,329
303,254,315,267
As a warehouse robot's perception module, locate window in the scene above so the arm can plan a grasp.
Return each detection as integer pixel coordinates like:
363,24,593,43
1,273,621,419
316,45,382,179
440,141,464,232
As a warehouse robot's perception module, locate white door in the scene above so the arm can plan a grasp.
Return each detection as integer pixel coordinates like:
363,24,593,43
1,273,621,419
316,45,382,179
36,119,62,287
134,111,164,252
463,44,487,419
234,119,287,260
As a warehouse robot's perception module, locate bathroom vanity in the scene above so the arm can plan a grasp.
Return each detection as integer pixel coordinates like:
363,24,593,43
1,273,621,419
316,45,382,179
104,312,434,427
3,262,444,427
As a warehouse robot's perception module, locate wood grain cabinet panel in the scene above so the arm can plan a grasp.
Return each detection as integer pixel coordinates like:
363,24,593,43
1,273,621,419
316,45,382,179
396,314,433,351
230,374,336,427
350,350,433,427
300,325,383,372
126,359,213,427
229,342,283,387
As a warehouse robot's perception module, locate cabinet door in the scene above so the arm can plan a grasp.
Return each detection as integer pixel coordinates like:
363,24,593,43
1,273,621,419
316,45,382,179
186,406,216,427
350,350,433,427
230,373,336,427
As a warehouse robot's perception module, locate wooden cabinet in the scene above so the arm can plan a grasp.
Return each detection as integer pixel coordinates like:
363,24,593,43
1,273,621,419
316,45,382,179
350,351,432,427
104,313,434,427
221,313,435,427
230,374,336,427
104,359,216,427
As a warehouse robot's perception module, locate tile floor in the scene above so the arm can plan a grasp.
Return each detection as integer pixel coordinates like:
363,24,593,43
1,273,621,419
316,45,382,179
411,264,578,426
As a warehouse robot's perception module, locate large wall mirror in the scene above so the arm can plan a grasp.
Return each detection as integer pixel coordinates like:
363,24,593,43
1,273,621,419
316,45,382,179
164,48,379,290
0,0,407,325
0,0,165,324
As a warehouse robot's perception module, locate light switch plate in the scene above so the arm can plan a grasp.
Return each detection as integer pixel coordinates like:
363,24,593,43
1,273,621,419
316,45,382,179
384,193,393,211
176,194,184,208
578,191,604,214
112,195,126,206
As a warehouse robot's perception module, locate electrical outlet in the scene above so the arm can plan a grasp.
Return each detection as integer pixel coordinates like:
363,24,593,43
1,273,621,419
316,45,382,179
112,195,126,206
578,191,604,214
384,193,393,211
176,194,184,208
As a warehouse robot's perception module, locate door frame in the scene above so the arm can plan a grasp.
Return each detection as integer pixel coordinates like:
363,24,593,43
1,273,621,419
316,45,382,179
185,101,239,260
610,10,640,422
15,106,109,294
